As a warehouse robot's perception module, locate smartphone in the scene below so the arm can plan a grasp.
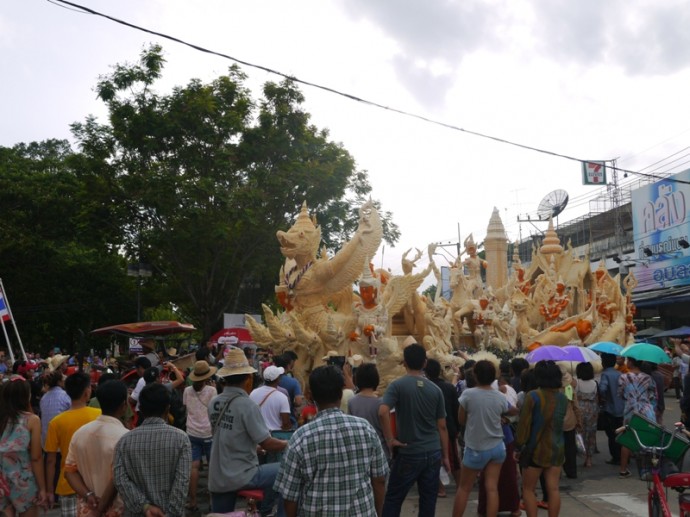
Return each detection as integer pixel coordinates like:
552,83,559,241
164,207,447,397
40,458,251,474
327,356,346,369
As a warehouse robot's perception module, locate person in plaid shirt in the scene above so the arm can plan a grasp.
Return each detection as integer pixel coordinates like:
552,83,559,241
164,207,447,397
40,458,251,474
274,365,388,516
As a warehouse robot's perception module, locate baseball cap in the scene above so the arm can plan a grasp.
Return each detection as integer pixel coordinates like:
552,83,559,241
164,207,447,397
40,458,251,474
263,365,285,382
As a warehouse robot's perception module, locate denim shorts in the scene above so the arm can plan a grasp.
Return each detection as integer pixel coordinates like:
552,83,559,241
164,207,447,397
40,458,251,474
189,435,212,462
462,441,506,470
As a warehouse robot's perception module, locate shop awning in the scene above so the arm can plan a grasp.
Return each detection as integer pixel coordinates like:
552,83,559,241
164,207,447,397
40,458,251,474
633,285,690,307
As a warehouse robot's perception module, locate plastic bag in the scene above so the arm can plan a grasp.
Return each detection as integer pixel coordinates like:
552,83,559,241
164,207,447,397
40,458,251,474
439,466,450,485
575,432,586,456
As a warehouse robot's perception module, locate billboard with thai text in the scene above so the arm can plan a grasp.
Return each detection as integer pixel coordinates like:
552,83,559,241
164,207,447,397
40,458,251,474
631,169,690,292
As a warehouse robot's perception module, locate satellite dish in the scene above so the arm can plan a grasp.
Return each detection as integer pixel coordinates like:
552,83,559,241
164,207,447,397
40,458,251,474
537,189,569,220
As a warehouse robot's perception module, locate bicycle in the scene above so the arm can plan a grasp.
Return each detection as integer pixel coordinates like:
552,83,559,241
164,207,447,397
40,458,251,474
624,421,690,517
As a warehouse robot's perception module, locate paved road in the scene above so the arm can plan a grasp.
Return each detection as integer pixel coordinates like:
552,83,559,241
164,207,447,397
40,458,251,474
422,391,685,516
45,391,685,516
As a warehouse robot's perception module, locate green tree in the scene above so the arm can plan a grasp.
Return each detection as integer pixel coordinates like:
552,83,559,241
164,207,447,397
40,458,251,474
422,284,437,301
73,45,399,339
0,140,135,352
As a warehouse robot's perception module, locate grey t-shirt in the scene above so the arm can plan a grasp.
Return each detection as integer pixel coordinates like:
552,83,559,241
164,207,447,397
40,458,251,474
348,394,389,458
382,375,446,456
459,387,508,451
207,386,270,492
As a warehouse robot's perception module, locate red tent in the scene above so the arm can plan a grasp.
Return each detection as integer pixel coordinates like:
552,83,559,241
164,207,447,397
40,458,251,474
209,327,254,346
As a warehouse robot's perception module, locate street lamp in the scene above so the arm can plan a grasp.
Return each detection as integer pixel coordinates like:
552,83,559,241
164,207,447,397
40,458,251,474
127,262,152,321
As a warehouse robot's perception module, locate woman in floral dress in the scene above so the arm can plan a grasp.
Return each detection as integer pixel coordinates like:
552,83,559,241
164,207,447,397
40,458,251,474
617,357,656,478
0,375,47,516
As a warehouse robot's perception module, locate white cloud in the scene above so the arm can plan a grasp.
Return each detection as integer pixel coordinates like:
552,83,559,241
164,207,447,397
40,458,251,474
3,0,690,279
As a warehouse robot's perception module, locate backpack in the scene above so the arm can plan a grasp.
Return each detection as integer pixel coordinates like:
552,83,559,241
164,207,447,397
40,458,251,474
169,388,187,431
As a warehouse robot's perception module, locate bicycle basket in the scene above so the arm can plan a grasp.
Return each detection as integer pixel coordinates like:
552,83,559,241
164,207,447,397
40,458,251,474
616,413,690,464
635,452,680,481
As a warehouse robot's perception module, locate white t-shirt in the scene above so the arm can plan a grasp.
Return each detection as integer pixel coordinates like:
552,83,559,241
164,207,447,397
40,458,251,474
249,385,290,431
131,377,146,411
491,380,518,407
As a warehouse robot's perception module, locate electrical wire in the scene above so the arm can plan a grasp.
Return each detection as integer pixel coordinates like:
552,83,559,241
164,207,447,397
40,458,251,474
48,0,690,188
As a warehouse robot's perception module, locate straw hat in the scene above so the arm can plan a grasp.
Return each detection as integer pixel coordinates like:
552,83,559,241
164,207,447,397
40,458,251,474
216,348,257,377
321,350,340,361
48,354,68,372
139,338,156,350
189,360,218,382
166,347,178,358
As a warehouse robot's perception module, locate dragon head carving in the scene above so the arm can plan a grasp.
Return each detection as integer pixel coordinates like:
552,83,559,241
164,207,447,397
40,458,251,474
277,201,322,260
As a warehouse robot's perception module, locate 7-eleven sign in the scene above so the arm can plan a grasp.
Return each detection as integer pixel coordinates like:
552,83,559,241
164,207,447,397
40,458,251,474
582,161,607,185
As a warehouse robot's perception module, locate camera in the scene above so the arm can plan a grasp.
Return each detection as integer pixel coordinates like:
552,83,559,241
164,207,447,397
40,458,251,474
326,355,346,369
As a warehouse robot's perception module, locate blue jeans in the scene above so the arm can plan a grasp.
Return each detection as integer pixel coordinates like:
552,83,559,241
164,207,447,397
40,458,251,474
382,449,441,517
210,462,285,517
188,435,212,462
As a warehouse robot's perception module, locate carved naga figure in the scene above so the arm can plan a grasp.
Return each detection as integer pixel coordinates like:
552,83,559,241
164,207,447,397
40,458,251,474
246,200,383,351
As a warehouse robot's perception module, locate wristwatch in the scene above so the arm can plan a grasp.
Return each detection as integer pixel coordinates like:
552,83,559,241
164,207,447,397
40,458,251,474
85,491,95,498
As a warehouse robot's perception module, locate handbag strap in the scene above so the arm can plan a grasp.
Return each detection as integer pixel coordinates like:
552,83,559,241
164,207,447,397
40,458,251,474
212,392,241,435
258,389,277,407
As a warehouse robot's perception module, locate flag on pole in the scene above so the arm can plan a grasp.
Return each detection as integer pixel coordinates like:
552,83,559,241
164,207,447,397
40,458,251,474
0,290,11,322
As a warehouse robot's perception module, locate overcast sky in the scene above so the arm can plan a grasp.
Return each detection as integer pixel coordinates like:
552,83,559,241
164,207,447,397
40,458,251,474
4,0,690,277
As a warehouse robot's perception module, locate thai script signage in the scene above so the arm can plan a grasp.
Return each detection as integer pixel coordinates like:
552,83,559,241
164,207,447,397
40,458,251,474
632,169,690,291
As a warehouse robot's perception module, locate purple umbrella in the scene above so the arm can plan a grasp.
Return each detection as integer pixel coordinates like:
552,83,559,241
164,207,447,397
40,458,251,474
525,345,570,363
526,345,601,364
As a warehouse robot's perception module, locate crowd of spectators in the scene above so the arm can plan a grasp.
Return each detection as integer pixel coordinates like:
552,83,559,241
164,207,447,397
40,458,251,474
1,336,684,517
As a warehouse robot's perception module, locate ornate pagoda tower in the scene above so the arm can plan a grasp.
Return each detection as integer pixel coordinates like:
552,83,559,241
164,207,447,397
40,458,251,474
484,207,509,291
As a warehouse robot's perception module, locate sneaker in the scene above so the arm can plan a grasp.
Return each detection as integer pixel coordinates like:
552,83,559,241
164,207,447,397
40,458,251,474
619,469,632,478
537,501,549,509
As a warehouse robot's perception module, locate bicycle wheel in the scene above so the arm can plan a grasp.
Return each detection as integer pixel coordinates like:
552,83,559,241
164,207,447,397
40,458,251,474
649,491,662,517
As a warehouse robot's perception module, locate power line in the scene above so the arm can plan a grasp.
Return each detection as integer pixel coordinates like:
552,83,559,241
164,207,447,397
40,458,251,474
49,0,690,187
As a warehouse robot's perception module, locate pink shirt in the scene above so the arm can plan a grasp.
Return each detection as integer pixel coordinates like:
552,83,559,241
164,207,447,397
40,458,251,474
183,385,216,438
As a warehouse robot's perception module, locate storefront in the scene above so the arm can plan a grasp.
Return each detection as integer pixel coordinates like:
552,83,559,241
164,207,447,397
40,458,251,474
631,169,690,328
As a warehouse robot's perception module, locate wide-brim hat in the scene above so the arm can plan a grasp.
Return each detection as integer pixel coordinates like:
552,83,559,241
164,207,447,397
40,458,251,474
166,347,178,358
189,360,218,382
216,348,256,377
139,338,156,350
321,350,340,361
48,354,68,372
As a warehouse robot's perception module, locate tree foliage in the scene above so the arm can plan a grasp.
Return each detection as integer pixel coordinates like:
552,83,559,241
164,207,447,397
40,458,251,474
71,45,399,339
0,140,136,351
